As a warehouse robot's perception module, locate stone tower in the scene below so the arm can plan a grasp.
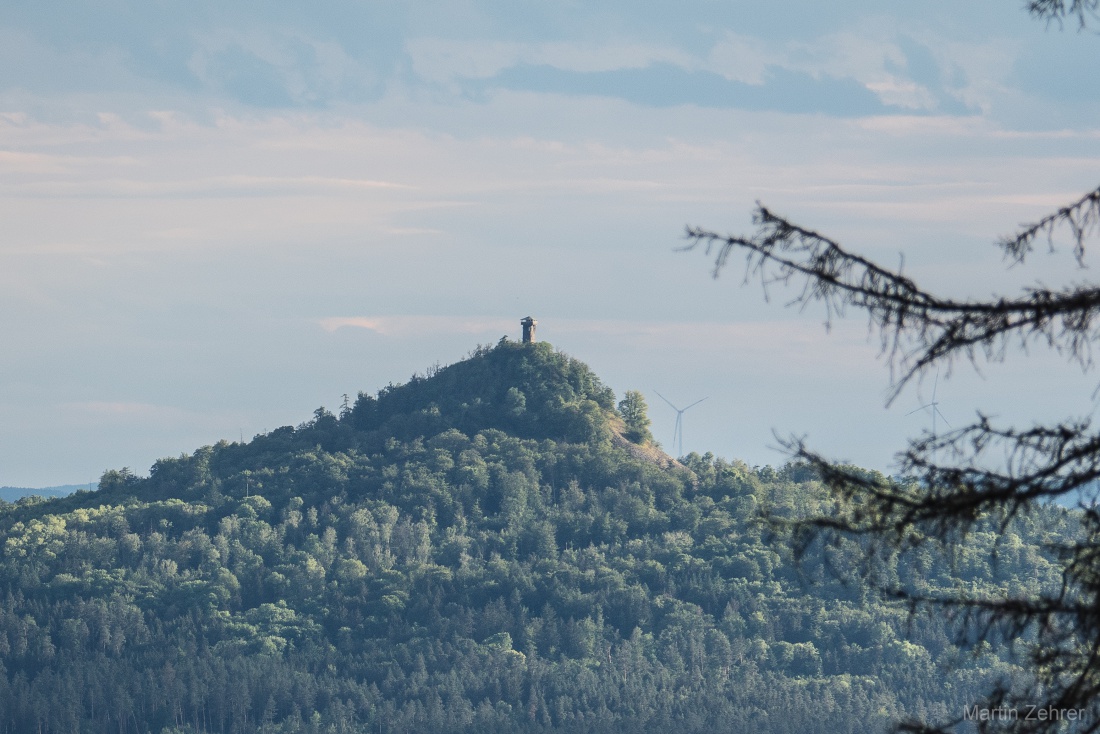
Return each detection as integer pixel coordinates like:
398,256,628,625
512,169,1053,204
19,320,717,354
521,316,537,344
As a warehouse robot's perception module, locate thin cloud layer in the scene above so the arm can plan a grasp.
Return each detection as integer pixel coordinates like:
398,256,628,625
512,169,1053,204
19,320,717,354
0,0,1092,125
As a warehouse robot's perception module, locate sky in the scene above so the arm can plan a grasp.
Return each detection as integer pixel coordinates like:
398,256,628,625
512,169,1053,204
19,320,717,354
2,1,1099,487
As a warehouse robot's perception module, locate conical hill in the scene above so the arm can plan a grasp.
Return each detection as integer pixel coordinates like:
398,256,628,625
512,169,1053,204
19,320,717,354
0,339,1069,733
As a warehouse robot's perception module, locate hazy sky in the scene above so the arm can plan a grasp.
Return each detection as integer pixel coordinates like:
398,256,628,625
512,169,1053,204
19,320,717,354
3,1,1099,487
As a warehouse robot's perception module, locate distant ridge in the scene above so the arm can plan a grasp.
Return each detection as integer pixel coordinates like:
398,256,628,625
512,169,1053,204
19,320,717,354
0,484,88,502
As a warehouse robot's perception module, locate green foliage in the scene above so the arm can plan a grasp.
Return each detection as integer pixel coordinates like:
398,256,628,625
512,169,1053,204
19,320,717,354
349,340,616,447
0,344,1071,733
617,390,653,444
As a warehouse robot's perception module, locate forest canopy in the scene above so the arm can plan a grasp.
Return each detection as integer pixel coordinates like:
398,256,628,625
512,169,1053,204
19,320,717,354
0,341,1076,733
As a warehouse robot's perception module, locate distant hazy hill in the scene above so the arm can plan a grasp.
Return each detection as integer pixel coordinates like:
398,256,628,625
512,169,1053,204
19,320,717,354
0,340,1071,733
0,483,88,502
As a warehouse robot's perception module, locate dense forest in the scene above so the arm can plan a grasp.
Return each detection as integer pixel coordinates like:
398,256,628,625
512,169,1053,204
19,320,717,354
0,341,1073,733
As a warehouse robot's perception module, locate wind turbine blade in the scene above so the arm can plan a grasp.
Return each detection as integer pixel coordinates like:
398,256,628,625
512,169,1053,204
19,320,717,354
934,406,951,428
682,397,708,412
906,404,932,416
653,390,680,411
932,370,939,403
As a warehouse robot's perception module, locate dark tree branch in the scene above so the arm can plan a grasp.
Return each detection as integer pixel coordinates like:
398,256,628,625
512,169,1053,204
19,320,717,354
687,187,1100,732
776,426,1100,733
684,203,1100,402
1028,0,1100,28
776,422,1100,540
999,185,1100,266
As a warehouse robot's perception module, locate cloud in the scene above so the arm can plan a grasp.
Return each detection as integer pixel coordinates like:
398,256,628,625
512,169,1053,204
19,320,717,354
466,62,891,115
405,38,693,83
186,29,384,107
0,1,1090,129
408,26,984,117
705,28,976,115
0,174,414,200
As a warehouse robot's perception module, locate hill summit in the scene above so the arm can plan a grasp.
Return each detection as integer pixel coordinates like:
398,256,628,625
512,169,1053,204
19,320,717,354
348,339,621,445
0,340,1068,733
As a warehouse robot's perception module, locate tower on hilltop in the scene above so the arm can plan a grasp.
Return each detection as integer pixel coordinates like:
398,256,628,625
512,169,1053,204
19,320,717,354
521,316,537,344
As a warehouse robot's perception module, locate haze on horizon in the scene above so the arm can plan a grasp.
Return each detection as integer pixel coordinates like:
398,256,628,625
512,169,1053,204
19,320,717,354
2,0,1098,487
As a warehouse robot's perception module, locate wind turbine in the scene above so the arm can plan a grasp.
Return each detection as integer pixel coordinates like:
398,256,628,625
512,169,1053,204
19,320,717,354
654,391,707,457
907,370,950,446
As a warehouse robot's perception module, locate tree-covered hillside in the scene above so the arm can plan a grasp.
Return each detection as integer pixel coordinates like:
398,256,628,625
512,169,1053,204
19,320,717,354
0,341,1071,733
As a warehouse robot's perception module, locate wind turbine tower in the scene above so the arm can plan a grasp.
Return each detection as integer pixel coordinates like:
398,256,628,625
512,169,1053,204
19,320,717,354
907,370,951,446
654,391,707,458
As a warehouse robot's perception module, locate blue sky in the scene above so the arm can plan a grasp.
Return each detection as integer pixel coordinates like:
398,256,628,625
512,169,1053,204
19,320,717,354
2,0,1098,486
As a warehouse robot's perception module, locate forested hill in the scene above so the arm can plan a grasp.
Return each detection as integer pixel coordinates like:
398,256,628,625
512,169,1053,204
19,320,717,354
0,340,1070,733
